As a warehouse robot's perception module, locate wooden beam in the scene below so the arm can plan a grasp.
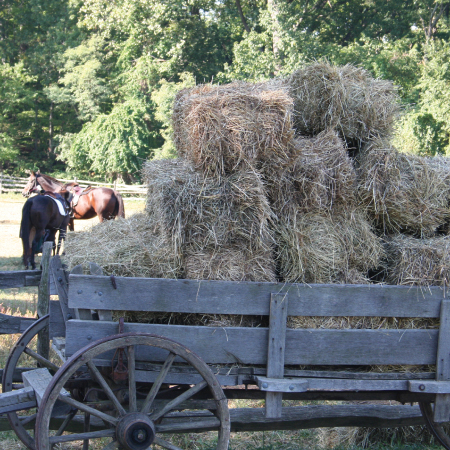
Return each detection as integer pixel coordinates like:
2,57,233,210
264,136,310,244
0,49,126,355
0,270,42,288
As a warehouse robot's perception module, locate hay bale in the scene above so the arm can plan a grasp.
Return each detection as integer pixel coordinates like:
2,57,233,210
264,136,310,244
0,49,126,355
63,213,182,278
184,245,276,282
385,234,450,286
275,210,383,284
264,130,357,217
357,140,450,236
287,61,400,143
143,159,275,256
173,81,295,177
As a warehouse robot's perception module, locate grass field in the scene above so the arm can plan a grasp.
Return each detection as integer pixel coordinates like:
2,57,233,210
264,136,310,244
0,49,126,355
0,194,441,450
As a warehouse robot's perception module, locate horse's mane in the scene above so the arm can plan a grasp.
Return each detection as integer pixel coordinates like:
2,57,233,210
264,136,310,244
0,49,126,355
38,172,64,186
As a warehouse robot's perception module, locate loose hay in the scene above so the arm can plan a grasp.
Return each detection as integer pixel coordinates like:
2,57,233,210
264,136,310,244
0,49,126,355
173,81,295,177
63,213,182,278
385,234,450,286
287,60,400,143
357,140,450,236
264,130,357,218
143,159,275,256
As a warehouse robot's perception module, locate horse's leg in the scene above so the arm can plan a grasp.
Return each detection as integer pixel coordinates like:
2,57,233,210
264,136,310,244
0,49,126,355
31,228,45,270
25,227,36,269
44,229,57,255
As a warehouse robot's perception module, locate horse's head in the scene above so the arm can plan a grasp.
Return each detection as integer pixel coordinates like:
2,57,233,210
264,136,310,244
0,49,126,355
22,171,42,197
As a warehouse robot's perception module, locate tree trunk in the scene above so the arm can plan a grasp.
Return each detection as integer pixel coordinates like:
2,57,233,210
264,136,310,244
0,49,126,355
49,101,54,153
268,0,281,75
235,0,250,32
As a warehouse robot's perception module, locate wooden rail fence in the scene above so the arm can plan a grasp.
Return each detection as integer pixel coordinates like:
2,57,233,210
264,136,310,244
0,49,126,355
0,172,147,196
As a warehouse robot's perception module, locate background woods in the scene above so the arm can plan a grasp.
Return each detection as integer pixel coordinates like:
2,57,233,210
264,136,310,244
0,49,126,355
2,0,450,180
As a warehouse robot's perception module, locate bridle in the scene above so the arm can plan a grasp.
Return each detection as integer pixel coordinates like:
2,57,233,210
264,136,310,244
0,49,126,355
22,176,42,197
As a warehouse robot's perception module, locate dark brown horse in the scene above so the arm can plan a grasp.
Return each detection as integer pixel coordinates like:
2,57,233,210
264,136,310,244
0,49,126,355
20,195,71,269
22,171,125,230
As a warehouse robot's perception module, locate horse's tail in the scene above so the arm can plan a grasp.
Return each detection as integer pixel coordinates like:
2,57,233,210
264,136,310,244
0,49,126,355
114,190,125,218
20,199,32,266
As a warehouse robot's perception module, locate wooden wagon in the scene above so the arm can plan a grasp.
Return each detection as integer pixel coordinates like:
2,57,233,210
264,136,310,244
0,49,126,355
1,242,450,449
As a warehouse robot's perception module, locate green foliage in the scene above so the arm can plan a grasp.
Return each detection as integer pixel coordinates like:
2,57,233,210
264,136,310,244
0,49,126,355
151,73,196,159
58,98,161,180
0,133,19,169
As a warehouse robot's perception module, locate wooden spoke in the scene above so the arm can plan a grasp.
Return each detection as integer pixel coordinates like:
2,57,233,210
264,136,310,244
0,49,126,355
127,345,137,412
55,409,77,436
20,413,37,427
153,436,183,450
23,347,59,372
57,394,119,426
49,429,116,445
82,413,90,450
151,381,208,421
87,360,127,416
141,352,176,415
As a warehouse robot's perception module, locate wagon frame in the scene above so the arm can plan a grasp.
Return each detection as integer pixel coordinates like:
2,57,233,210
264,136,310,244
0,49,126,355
1,241,450,449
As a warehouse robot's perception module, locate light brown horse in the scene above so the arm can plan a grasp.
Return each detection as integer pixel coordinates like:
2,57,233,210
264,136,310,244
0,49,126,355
22,171,125,230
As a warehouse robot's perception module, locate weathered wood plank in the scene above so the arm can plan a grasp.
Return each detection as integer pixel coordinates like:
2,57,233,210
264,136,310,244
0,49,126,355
434,300,450,422
68,275,446,318
49,300,66,338
37,243,52,360
22,368,71,416
0,386,36,414
65,321,438,366
50,256,74,324
0,270,42,288
89,263,112,321
0,313,36,334
156,405,425,433
228,404,425,432
266,293,288,418
70,265,92,321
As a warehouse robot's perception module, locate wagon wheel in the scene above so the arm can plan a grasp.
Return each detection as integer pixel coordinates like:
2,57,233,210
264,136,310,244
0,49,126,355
420,402,450,449
35,333,230,450
2,315,60,450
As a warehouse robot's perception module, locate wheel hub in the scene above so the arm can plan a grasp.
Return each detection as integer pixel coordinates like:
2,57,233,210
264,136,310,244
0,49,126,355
116,413,156,450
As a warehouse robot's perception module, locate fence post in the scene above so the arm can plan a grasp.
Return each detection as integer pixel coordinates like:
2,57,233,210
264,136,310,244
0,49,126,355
37,242,53,360
0,171,3,194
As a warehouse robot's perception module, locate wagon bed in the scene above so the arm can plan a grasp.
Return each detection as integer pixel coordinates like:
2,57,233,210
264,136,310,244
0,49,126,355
1,247,450,449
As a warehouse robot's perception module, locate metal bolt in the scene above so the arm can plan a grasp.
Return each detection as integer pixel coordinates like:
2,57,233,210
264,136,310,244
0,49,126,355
87,335,92,340
58,277,62,282
419,384,426,391
289,385,295,391
77,289,82,294
262,382,268,389
98,291,103,296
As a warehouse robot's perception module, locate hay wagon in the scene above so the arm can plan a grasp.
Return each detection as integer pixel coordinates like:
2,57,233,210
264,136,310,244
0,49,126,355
1,244,450,449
